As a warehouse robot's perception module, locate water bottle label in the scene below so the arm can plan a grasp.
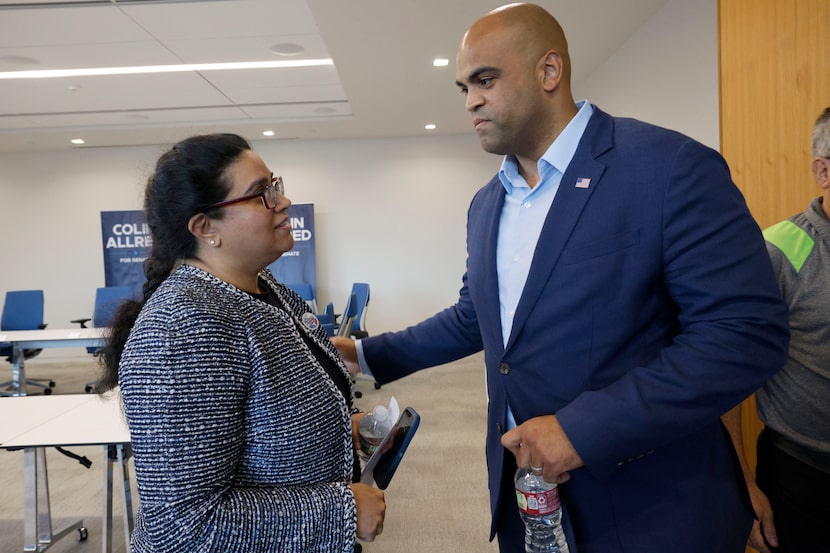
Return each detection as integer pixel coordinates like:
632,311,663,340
359,437,375,457
515,487,560,516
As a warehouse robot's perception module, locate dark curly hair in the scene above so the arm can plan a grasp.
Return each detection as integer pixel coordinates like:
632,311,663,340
96,133,251,393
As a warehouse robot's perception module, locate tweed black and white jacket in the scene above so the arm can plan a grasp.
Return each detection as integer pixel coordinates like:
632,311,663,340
119,264,357,552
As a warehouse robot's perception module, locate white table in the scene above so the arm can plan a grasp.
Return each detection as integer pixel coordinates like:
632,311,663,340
0,392,133,553
0,328,107,396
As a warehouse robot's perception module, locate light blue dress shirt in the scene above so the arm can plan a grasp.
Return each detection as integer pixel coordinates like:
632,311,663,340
357,101,594,430
496,100,594,350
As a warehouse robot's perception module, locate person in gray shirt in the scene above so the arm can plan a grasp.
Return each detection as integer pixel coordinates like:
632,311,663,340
723,107,830,553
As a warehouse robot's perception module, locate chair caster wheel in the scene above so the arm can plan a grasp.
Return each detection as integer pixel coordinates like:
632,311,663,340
49,381,56,387
78,527,88,541
374,382,381,390
43,388,52,395
354,390,363,398
85,385,93,393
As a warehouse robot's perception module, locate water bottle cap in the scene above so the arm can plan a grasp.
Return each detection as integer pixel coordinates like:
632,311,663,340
372,405,389,420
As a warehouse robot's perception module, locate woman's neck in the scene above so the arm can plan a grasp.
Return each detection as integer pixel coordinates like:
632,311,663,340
185,257,261,294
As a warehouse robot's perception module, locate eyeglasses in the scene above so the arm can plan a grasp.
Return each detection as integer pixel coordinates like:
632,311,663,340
203,175,284,212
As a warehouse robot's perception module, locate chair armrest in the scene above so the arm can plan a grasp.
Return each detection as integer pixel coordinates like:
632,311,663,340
70,318,90,328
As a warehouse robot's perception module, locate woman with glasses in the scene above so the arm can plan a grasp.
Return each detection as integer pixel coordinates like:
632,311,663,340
96,133,385,552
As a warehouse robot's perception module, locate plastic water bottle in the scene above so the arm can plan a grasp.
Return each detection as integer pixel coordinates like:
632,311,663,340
514,468,570,553
358,405,393,462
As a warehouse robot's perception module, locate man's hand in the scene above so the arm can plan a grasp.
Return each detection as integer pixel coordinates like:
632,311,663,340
746,481,778,553
331,336,360,375
501,415,583,484
721,405,778,552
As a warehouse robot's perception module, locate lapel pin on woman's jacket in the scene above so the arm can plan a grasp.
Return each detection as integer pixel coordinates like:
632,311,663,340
301,312,320,330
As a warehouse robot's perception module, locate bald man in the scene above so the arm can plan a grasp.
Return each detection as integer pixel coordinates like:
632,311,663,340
334,4,789,551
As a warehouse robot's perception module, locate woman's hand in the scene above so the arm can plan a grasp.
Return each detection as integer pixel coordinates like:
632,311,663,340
351,412,368,451
351,483,386,542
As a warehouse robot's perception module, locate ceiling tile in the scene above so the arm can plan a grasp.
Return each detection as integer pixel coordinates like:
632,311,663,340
0,5,152,47
162,34,332,64
0,41,182,70
241,101,352,119
120,0,319,40
22,105,250,127
2,72,234,113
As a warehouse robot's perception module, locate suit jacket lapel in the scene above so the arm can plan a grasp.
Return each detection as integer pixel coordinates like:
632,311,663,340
471,178,507,355
504,109,613,353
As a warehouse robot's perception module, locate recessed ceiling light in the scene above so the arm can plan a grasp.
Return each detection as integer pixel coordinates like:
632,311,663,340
433,58,449,67
270,43,305,56
425,124,437,130
262,130,275,137
70,138,85,145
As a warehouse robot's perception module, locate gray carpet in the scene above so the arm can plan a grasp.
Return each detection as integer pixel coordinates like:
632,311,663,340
0,351,499,553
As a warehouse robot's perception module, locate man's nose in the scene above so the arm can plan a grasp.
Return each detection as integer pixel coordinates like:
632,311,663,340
465,90,483,112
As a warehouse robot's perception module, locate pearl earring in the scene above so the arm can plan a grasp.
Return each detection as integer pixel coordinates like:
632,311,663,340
210,239,216,246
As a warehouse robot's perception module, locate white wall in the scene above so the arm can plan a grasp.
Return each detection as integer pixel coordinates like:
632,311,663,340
0,0,718,345
0,136,497,339
577,0,719,149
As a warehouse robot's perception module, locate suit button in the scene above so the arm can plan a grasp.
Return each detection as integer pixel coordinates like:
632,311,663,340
496,422,503,433
499,362,510,375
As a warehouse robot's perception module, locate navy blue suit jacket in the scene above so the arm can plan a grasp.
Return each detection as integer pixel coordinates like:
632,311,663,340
362,107,789,552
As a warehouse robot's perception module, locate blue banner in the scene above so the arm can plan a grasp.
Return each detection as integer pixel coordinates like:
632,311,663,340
101,204,316,295
101,210,151,289
268,203,317,295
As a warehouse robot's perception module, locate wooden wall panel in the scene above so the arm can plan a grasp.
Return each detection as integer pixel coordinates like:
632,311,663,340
718,0,830,535
720,0,829,228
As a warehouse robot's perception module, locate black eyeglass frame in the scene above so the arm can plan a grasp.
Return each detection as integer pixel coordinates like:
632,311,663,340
202,175,284,212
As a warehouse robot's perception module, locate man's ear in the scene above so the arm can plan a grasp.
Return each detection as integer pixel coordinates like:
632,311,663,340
812,157,829,190
540,50,563,92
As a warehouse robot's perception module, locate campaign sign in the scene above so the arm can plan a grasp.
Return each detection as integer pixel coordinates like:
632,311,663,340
101,204,316,295
267,203,317,295
101,210,151,289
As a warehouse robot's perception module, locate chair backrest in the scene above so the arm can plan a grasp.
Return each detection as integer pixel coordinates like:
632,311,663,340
316,303,336,336
286,282,318,313
316,312,335,325
337,293,358,337
93,286,134,327
350,282,370,333
1,290,44,331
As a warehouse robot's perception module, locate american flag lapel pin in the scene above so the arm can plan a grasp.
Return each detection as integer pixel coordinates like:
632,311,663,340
575,177,591,189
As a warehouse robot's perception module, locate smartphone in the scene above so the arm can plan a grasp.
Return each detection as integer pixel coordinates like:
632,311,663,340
360,406,420,489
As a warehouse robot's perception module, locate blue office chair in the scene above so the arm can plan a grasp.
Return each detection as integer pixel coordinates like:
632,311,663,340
286,282,318,313
335,294,365,398
342,283,380,390
72,286,134,333
0,289,54,395
316,302,336,337
349,283,370,339
71,286,134,392
337,293,358,338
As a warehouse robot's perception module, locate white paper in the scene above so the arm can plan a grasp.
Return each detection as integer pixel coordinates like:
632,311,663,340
386,396,400,430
